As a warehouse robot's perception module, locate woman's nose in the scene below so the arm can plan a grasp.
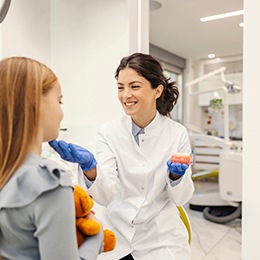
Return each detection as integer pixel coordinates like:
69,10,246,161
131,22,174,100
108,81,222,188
123,89,133,98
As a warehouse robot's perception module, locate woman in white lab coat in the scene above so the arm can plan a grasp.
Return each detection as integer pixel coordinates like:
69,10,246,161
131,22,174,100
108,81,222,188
50,53,194,260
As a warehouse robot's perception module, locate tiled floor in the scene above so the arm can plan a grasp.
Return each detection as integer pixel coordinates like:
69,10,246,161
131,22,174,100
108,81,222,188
186,179,242,260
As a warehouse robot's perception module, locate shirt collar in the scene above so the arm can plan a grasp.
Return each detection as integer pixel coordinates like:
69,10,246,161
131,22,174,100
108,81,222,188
132,121,145,137
131,111,164,135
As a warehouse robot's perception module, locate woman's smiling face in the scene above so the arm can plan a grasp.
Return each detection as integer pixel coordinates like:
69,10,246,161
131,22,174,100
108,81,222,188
117,68,162,127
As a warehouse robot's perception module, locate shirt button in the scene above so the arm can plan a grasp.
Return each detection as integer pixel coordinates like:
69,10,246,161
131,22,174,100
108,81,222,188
141,187,144,190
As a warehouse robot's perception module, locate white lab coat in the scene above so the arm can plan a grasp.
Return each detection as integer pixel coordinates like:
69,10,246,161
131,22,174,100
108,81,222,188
87,112,194,260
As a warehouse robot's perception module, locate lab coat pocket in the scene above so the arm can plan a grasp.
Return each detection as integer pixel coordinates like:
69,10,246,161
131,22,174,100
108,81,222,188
155,206,179,235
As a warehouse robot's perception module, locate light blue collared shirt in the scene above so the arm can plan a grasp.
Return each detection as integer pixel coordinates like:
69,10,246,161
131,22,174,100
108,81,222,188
132,122,145,145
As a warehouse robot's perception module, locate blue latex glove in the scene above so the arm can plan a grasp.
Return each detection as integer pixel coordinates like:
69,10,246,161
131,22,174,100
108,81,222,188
49,140,97,171
166,160,189,176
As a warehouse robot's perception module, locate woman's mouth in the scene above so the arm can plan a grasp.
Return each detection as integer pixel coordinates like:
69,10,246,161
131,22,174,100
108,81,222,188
124,102,137,107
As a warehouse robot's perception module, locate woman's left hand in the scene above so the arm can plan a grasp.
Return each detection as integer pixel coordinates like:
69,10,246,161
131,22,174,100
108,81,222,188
166,160,189,176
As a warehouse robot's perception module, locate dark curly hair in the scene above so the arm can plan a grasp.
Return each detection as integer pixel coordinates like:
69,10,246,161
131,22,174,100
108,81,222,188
115,52,179,117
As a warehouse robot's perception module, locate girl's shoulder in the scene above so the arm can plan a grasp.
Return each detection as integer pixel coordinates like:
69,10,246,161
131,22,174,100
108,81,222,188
0,154,73,209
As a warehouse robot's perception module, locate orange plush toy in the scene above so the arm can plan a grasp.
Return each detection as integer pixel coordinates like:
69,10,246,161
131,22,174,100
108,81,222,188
74,185,116,252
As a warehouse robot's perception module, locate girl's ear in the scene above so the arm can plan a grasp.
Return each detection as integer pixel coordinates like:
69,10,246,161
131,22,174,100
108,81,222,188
155,84,164,99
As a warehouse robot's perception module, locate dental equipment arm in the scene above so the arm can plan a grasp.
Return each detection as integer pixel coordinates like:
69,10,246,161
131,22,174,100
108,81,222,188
185,66,232,142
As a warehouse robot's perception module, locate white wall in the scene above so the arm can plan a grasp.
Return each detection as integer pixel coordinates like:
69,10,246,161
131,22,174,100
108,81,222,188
183,59,201,129
50,0,128,152
0,0,51,64
0,0,130,153
242,0,260,259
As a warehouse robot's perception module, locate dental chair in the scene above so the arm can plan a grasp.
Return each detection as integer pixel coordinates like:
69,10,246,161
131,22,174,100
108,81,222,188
177,206,191,244
189,133,242,223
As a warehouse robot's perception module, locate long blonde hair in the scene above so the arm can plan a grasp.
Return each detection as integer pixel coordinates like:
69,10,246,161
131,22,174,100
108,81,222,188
0,57,58,189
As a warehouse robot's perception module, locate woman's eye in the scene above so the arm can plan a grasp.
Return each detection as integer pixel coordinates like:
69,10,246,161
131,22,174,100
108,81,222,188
132,85,140,89
118,87,124,91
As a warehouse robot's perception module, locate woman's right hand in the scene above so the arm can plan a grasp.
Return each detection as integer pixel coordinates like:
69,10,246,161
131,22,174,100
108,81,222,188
48,140,97,171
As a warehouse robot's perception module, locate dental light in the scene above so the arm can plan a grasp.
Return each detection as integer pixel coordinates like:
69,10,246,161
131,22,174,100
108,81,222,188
0,0,11,23
221,71,241,94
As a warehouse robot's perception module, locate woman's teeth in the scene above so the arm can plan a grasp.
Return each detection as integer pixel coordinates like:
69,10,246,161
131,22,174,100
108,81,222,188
125,102,136,106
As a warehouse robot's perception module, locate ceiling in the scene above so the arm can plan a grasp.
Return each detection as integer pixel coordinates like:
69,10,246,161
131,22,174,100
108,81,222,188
149,0,243,61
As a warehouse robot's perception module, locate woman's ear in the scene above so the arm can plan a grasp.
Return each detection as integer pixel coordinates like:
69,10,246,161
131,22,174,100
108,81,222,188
155,84,164,99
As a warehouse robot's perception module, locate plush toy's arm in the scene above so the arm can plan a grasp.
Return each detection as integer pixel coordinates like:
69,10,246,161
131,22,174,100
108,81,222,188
76,212,101,236
74,185,116,252
76,216,116,252
103,229,116,252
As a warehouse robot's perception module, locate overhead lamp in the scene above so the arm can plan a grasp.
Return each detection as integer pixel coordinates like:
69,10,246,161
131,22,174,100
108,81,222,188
208,54,215,59
200,10,244,22
150,0,162,11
